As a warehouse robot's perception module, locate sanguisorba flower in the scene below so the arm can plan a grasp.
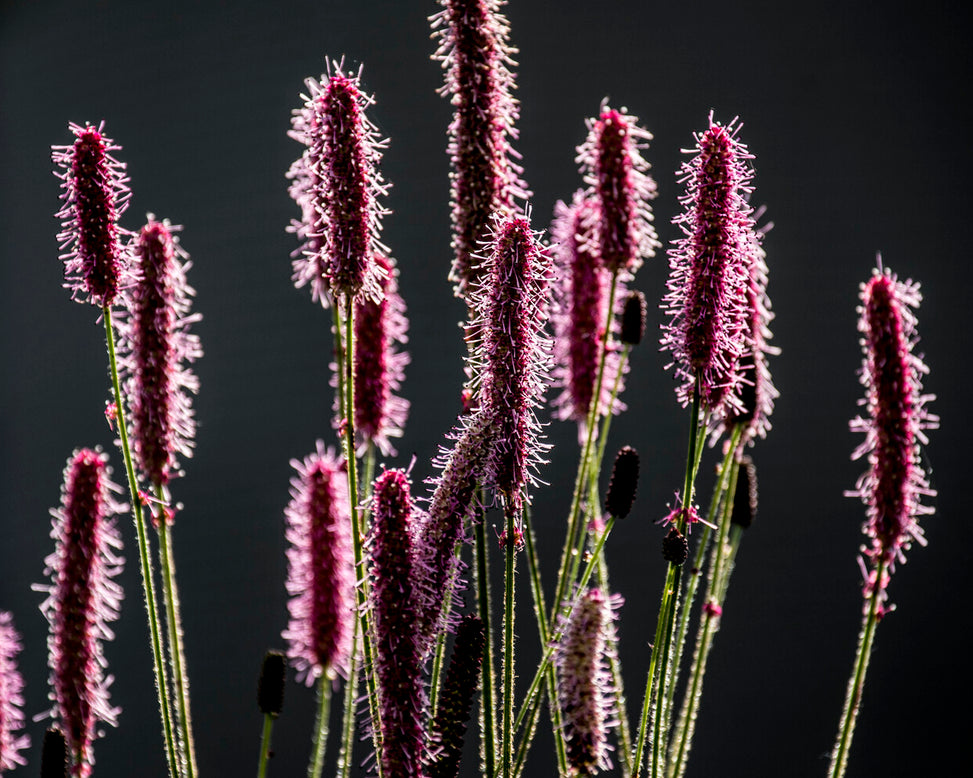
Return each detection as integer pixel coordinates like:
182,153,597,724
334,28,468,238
0,612,30,773
662,114,756,414
120,216,201,493
52,122,131,308
37,449,124,778
431,0,529,299
282,442,355,684
849,262,937,610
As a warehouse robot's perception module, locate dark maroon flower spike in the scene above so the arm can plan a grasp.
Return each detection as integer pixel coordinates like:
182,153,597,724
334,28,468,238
0,611,30,772
731,455,758,530
257,651,287,719
604,446,639,519
619,290,647,347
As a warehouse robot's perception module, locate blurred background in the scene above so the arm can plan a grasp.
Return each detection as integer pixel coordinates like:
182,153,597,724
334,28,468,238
1,1,970,776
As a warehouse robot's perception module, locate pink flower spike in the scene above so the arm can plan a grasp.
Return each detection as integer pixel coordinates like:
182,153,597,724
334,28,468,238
37,449,124,778
52,122,132,307
431,0,530,299
0,612,30,772
577,103,659,276
849,261,937,609
662,114,755,414
282,442,355,684
119,216,201,493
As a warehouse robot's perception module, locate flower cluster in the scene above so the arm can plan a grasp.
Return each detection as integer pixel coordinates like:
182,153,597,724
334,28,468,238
0,612,29,773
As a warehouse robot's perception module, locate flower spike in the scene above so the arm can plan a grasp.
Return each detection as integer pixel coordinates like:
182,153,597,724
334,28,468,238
0,612,30,773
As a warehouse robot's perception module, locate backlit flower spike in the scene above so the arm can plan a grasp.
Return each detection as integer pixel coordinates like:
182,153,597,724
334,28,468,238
555,587,623,777
368,469,427,777
431,0,530,299
52,122,132,307
294,60,390,304
577,102,659,276
849,260,937,611
37,449,124,778
351,253,411,456
119,216,201,496
282,442,355,684
0,611,30,773
550,191,628,441
662,114,755,414
286,149,331,307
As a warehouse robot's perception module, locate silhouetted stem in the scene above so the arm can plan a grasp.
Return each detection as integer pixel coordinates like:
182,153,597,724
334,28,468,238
257,714,275,778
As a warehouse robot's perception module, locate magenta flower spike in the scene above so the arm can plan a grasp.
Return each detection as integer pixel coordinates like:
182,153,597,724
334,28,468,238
37,449,124,778
556,587,622,777
662,115,756,413
431,0,530,299
119,216,201,495
550,191,628,439
0,612,30,773
291,61,390,304
577,103,659,276
52,122,131,308
368,469,427,777
351,253,411,456
282,442,355,684
849,262,937,610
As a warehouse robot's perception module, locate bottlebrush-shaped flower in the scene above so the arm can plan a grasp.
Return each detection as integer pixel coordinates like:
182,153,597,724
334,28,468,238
431,0,530,299
849,262,937,609
577,103,659,276
118,216,201,493
0,612,30,773
350,253,410,456
289,61,390,303
282,442,355,684
555,587,622,777
368,469,427,777
662,115,756,414
37,449,124,778
52,122,131,307
550,192,628,439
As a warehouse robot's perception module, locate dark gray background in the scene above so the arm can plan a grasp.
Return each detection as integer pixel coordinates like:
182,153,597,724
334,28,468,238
1,1,969,776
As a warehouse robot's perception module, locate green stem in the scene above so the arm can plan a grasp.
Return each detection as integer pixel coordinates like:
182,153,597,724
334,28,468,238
257,714,275,778
475,513,498,778
308,674,333,778
501,502,518,777
429,545,461,716
336,628,359,778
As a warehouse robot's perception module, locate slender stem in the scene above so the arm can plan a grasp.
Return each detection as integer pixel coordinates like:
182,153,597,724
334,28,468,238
336,626,360,778
828,558,886,778
308,674,333,778
429,545,460,715
257,714,275,778
475,514,498,778
501,502,518,778
103,306,179,778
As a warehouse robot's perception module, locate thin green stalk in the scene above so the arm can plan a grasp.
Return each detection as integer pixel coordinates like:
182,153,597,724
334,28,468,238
308,674,333,778
429,545,461,716
828,558,886,778
475,515,498,778
103,307,179,778
501,503,518,778
257,714,275,778
336,627,359,778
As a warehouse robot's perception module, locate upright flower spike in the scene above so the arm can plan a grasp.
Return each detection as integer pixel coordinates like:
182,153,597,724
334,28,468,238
37,449,124,778
556,588,622,777
52,122,132,307
577,103,659,276
550,192,628,438
431,0,530,299
120,216,201,493
0,612,30,773
849,262,937,610
369,469,427,777
282,443,355,684
662,115,756,414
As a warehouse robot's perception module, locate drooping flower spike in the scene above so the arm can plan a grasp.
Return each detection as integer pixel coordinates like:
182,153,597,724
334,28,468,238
52,122,132,307
118,216,201,494
662,114,758,415
37,449,124,778
0,611,30,773
431,0,530,299
577,102,659,276
282,442,355,684
849,261,937,610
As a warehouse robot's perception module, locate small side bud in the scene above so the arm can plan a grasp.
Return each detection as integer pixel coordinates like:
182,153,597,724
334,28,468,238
620,290,647,346
257,651,286,717
731,457,758,529
662,526,689,565
605,446,639,518
40,728,68,778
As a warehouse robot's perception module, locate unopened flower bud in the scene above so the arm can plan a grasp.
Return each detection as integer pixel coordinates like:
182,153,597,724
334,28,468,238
620,290,647,346
257,651,286,718
604,446,639,519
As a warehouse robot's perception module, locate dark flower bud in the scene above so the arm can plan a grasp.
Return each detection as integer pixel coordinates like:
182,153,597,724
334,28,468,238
605,446,639,518
40,728,68,778
620,290,647,346
662,526,688,565
257,651,286,717
731,457,758,529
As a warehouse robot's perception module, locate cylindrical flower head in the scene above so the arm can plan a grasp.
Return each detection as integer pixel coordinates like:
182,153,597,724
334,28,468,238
550,192,628,439
38,449,124,777
731,455,758,529
849,263,937,607
619,290,647,346
604,446,639,519
352,253,411,456
120,217,201,493
282,443,354,684
0,612,30,772
368,469,427,777
256,651,286,718
556,587,622,777
286,146,331,307
52,122,131,307
294,62,390,303
431,0,530,299
577,104,659,276
662,115,756,414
